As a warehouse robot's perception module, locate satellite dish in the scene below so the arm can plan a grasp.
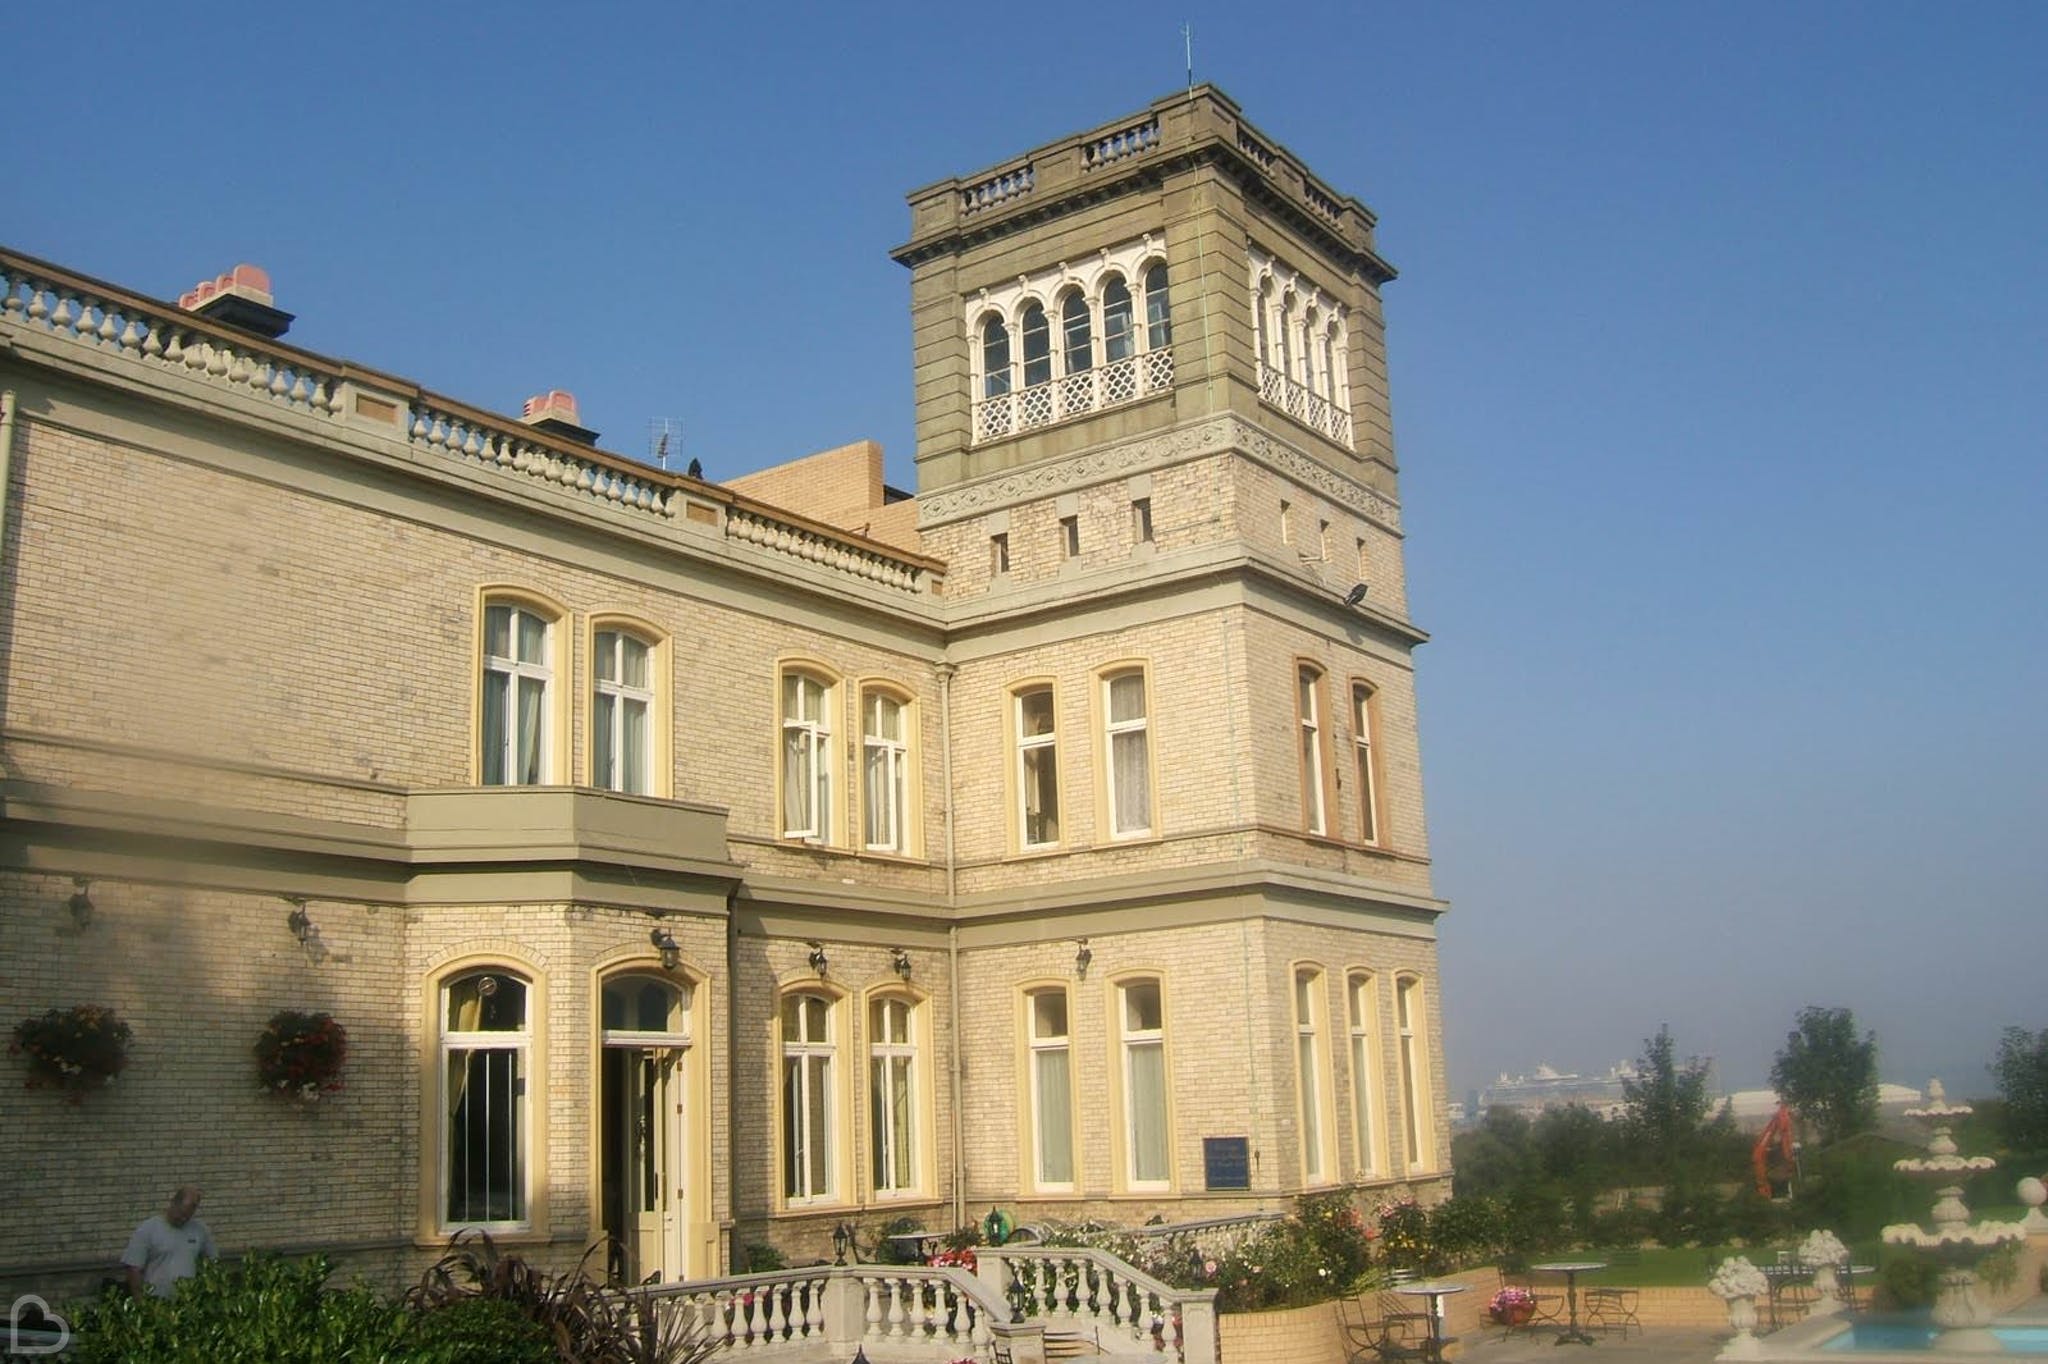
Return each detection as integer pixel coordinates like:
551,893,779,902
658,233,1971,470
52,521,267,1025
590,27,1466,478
1344,582,1369,607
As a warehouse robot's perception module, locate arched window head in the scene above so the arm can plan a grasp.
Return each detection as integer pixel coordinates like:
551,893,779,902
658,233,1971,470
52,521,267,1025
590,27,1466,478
1144,263,1172,351
1061,290,1092,376
1102,275,1134,363
1021,303,1051,388
981,315,1012,399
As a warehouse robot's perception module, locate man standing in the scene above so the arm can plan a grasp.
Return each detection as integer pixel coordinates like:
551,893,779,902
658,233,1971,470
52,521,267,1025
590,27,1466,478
121,1186,216,1298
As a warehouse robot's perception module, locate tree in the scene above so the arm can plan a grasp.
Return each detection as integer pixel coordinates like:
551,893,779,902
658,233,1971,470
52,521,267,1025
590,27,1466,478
1620,1025,1716,1180
1770,1006,1879,1147
1992,1026,2048,1150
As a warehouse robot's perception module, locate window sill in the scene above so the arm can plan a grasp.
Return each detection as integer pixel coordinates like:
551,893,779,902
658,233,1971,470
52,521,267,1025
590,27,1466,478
416,1226,554,1251
771,1201,859,1221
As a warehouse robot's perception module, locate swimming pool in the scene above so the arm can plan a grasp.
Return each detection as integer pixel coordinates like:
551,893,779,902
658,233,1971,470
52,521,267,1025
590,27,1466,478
1822,1322,2048,1353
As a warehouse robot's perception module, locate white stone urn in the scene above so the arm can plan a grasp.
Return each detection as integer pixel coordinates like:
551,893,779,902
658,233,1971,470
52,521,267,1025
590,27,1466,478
1710,1256,1769,1360
2020,1175,2048,1234
1799,1229,1849,1316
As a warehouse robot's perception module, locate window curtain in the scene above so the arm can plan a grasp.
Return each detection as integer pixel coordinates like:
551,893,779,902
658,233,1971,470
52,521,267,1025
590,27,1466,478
482,674,508,784
1113,730,1149,831
783,729,811,833
1129,1041,1167,1183
1035,1049,1073,1184
515,676,543,783
1298,1034,1322,1173
621,698,646,794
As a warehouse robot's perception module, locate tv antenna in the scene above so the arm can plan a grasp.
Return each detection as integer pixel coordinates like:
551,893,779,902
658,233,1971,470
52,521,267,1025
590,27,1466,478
648,417,681,471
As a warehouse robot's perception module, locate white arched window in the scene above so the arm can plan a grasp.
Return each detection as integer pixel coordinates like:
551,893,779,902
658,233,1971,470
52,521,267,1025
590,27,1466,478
1348,971,1383,1177
861,689,910,855
1247,244,1354,449
1021,302,1052,387
1026,987,1075,1191
1295,967,1333,1184
980,315,1012,399
593,628,653,796
441,969,532,1228
482,601,555,785
1397,974,1434,1170
1103,668,1153,838
1144,263,1172,351
780,670,834,842
781,991,840,1204
1060,290,1092,376
1117,977,1170,1191
1101,275,1134,363
869,995,921,1196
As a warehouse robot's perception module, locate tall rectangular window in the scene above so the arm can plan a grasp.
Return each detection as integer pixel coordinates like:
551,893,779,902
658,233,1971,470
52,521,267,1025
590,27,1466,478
870,997,918,1195
1397,976,1432,1170
1348,973,1381,1177
1295,968,1328,1183
862,691,910,854
482,604,552,785
781,993,837,1203
1119,979,1169,1189
780,672,832,841
1059,515,1080,559
1299,666,1327,836
593,629,652,796
1016,686,1060,848
990,533,1010,576
1028,989,1074,1190
1130,498,1153,545
441,970,531,1227
1353,684,1381,845
1104,670,1152,838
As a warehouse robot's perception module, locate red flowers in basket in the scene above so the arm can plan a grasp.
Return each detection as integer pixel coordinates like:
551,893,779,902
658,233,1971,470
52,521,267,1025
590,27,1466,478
254,1009,349,1100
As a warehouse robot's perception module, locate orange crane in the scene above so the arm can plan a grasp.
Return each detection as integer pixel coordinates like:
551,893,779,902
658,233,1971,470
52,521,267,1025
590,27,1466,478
1754,1103,1797,1199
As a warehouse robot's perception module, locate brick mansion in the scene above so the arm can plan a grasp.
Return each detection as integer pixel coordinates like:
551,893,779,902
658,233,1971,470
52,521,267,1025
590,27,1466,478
0,87,1449,1295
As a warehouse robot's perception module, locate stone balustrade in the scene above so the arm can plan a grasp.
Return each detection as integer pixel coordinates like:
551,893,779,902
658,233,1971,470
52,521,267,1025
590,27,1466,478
962,163,1035,215
1086,117,1160,169
0,246,937,599
637,1263,1009,1359
982,1245,1219,1364
1259,360,1354,449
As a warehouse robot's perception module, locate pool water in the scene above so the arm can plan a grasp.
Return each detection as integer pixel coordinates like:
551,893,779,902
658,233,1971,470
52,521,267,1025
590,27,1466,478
1823,1322,2048,1353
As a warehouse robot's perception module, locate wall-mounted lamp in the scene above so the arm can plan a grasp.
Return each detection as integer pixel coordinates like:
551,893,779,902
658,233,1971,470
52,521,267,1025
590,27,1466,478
283,895,312,945
1074,938,1092,980
983,1204,1009,1247
831,1220,854,1265
650,927,681,973
65,877,94,929
807,941,829,977
889,947,912,981
1343,582,1369,607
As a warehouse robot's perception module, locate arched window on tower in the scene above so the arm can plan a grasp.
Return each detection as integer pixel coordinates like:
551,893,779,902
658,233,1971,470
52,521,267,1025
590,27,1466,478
1144,263,1172,351
1061,290,1092,376
980,315,1012,399
1102,275,1134,363
1021,303,1051,388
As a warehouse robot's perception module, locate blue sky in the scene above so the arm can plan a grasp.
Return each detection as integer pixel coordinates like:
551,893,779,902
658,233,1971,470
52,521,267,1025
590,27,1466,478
8,3,2043,1101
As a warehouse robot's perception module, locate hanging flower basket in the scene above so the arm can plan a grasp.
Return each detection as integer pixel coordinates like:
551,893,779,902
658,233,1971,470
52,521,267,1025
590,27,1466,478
12,1004,132,1096
254,1010,348,1100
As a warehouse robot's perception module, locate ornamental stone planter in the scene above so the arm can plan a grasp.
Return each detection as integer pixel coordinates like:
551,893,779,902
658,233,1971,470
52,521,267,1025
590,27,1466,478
1718,1295,1760,1360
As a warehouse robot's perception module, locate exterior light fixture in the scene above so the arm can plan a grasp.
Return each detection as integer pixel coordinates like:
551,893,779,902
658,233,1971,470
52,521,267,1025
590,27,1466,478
890,947,912,981
650,927,681,973
807,941,829,976
983,1204,1009,1247
1074,938,1092,979
1344,582,1369,607
284,896,312,945
66,877,94,928
832,1221,854,1265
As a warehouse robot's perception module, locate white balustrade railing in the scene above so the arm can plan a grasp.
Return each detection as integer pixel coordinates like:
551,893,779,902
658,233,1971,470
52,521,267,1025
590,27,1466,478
0,247,937,598
1086,118,1160,169
1258,361,1353,449
1,257,346,420
635,1263,1007,1360
983,1246,1218,1364
972,348,1175,445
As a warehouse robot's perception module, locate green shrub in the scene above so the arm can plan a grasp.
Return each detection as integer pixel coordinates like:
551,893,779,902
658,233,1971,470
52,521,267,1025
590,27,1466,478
1375,1199,1434,1273
1791,1132,1919,1242
1428,1195,1503,1266
1500,1188,1568,1258
1723,1189,1789,1246
407,1295,553,1364
65,1254,408,1364
739,1242,787,1273
1880,1254,1941,1309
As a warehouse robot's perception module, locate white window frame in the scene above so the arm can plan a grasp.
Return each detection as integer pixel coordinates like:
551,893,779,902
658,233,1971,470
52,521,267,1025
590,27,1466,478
869,995,920,1197
1354,683,1382,846
781,991,839,1206
1295,967,1331,1184
1397,974,1433,1171
1117,977,1170,1192
592,628,654,796
1014,685,1061,850
1102,668,1153,840
482,603,553,786
1026,987,1076,1192
1348,971,1383,1178
1299,665,1328,836
439,969,533,1232
780,671,835,843
861,689,911,855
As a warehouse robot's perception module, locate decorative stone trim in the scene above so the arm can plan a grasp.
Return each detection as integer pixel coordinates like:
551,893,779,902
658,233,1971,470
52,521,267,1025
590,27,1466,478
917,414,1400,533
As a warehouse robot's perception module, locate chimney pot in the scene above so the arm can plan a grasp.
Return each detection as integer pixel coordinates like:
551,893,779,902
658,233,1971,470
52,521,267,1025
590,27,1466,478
519,389,599,445
179,262,291,339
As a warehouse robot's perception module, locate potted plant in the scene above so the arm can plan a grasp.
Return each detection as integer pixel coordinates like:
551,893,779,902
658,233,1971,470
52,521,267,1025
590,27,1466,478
254,1010,348,1100
1489,1285,1536,1326
11,1004,132,1098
